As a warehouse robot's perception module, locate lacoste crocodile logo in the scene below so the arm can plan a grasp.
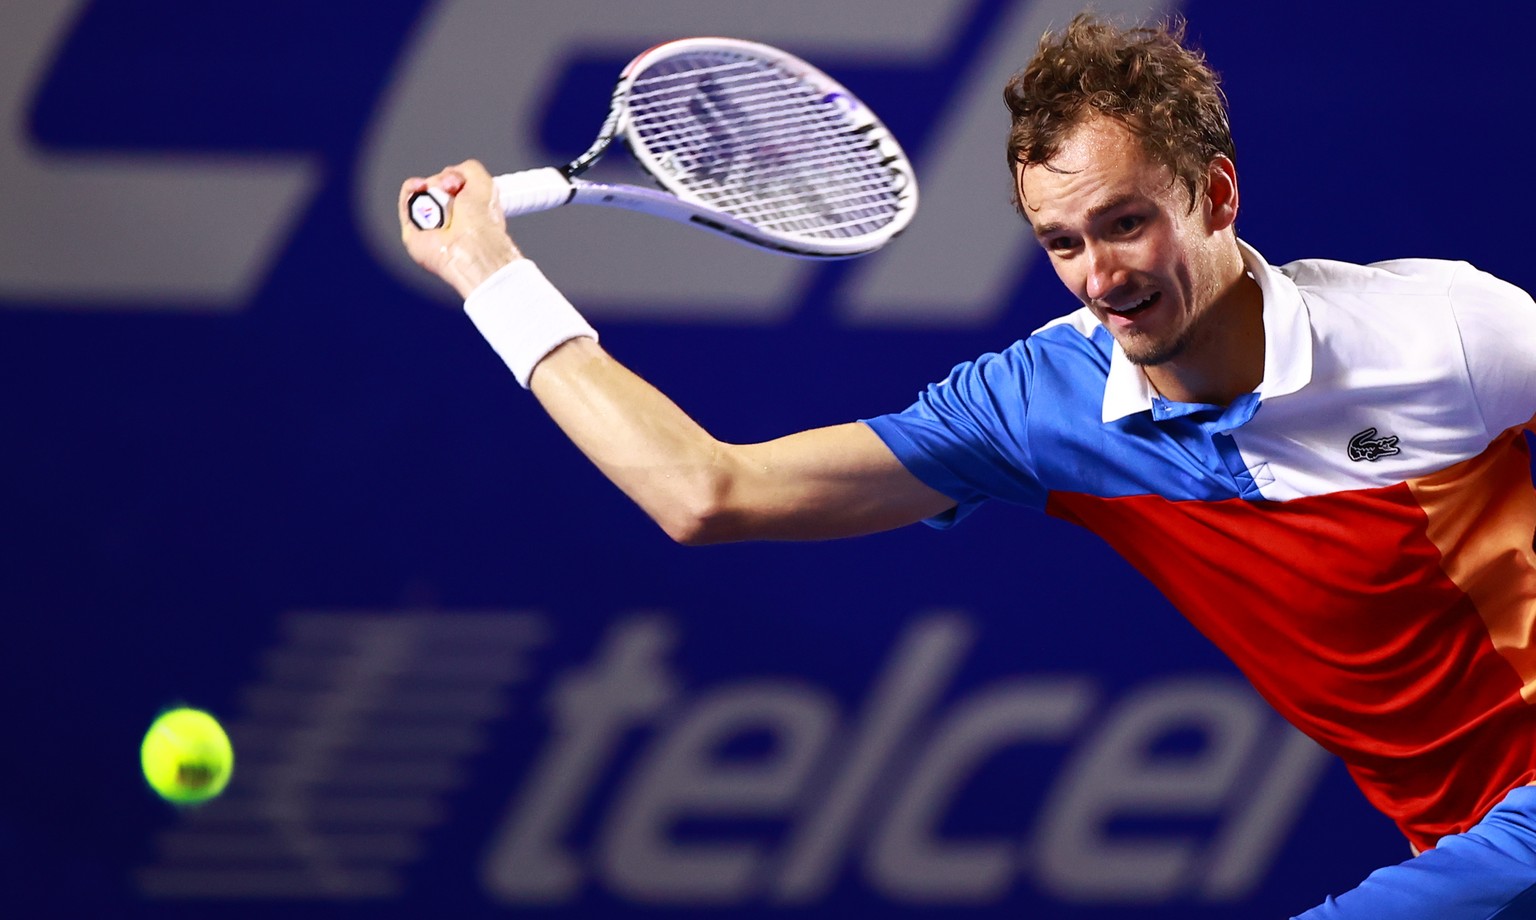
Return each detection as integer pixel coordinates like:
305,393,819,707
1347,427,1401,462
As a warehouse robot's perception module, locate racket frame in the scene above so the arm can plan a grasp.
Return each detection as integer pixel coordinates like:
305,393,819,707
593,37,918,258
413,37,918,260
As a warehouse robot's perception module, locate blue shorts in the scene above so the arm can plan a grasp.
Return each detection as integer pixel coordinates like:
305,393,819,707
1296,786,1536,919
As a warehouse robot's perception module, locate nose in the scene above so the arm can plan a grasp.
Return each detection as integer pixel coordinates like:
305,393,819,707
1084,242,1127,303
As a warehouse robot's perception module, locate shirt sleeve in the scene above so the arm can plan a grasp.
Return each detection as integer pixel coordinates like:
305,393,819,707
1448,263,1536,438
860,344,1047,529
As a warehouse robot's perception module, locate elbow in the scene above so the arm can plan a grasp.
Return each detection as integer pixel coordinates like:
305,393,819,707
645,447,754,546
657,501,735,547
664,520,716,547
654,475,743,547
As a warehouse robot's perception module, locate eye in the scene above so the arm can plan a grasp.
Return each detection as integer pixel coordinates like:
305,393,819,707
1111,214,1143,235
1045,235,1079,253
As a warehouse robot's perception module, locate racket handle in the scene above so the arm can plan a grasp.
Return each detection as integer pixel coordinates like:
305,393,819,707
407,187,451,230
494,168,575,218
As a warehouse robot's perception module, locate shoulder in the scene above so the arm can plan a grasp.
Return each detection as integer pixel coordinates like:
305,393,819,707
1026,306,1114,365
1278,256,1536,346
1032,304,1105,341
1279,255,1533,328
898,307,1111,423
1279,255,1466,301
936,305,1111,387
1275,253,1536,438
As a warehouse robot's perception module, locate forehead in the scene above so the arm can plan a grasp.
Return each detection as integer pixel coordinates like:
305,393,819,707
1015,115,1176,229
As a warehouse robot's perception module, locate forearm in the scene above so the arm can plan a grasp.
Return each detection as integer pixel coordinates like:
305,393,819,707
527,340,951,544
528,336,736,544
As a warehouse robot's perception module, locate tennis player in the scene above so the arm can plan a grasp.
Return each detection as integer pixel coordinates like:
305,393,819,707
399,14,1536,918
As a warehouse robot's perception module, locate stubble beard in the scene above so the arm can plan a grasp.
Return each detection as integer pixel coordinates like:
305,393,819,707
1118,323,1196,367
1117,282,1217,368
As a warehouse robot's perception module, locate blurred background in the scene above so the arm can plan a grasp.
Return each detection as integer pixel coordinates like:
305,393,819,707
5,0,1533,916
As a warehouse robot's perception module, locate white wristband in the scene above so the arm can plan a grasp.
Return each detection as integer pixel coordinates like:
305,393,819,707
463,259,598,388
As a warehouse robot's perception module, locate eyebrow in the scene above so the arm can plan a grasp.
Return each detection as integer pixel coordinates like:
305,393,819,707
1028,191,1147,240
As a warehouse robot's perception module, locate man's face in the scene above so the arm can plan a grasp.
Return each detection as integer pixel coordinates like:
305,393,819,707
1017,115,1228,368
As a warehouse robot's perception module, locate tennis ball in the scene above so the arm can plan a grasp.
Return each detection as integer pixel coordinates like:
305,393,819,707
140,707,234,805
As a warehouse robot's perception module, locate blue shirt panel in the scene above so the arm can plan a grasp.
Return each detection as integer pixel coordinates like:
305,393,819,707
862,322,1269,528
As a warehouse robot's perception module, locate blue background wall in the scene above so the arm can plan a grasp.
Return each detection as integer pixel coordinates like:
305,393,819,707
4,1,1533,916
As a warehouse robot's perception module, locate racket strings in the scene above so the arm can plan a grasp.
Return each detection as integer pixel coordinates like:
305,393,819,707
656,116,901,236
629,72,896,188
625,54,905,239
632,103,893,177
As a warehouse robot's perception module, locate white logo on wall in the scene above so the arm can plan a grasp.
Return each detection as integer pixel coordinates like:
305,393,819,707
0,0,318,310
138,609,1329,906
137,612,549,899
2,0,1175,321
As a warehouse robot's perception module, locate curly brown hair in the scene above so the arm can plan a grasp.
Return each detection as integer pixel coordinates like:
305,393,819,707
1004,13,1234,212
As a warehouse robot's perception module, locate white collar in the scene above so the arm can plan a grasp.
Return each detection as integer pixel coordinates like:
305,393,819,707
1100,238,1313,423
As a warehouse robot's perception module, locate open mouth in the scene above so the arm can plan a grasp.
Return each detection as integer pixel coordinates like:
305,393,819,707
1108,291,1160,317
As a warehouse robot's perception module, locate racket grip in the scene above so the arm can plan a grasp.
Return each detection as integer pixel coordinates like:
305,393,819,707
494,168,575,218
407,187,451,230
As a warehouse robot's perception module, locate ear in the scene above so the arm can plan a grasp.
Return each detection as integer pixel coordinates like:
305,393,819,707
1203,156,1239,232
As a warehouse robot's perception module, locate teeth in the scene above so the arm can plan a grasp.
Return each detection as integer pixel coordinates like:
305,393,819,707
1111,293,1154,314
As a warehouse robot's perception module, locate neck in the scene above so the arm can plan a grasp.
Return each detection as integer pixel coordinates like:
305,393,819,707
1143,264,1266,407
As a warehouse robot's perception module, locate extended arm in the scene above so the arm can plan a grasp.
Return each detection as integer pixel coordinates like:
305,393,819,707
398,161,955,544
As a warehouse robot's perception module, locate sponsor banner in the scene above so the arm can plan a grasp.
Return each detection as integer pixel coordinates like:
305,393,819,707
132,611,1330,909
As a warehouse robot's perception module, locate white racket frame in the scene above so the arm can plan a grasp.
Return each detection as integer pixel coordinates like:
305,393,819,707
417,37,918,260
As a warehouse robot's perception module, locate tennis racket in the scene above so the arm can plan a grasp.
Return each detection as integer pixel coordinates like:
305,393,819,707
407,37,918,259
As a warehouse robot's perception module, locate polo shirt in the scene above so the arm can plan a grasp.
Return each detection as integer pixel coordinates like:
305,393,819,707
864,240,1536,851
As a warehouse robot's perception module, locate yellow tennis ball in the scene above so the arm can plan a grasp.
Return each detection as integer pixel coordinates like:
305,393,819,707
140,708,234,805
